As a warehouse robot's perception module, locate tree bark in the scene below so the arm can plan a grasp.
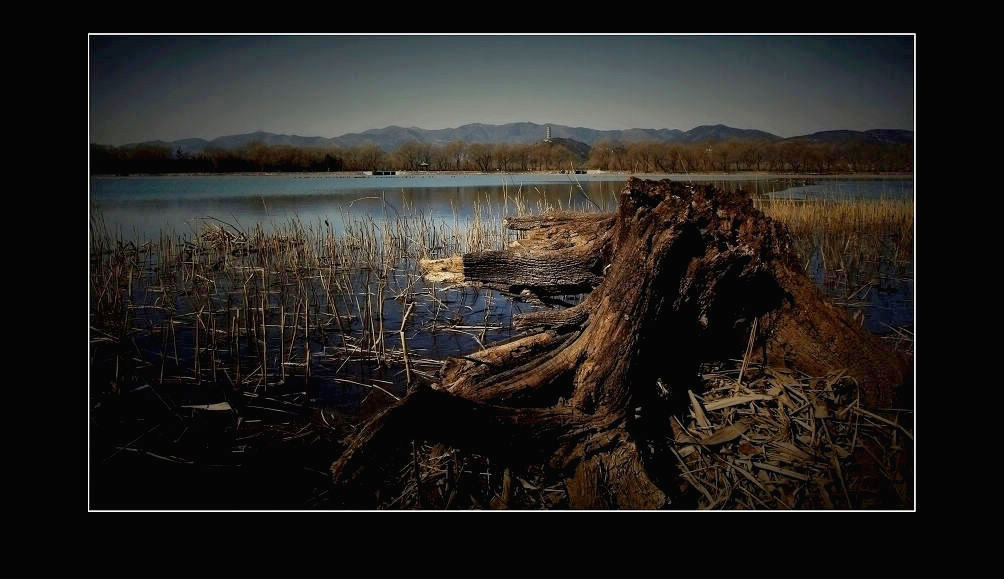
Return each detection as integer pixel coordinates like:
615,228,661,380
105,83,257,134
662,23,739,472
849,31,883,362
333,177,908,508
421,213,613,296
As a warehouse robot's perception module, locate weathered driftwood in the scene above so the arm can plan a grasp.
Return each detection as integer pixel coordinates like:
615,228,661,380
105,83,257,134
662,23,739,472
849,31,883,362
332,178,908,508
423,212,614,295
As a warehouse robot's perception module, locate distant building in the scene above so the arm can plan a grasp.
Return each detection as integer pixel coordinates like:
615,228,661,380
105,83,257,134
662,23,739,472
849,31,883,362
419,162,430,171
544,125,552,143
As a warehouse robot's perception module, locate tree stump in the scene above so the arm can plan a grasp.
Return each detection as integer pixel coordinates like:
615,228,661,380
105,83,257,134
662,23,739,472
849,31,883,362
331,177,908,508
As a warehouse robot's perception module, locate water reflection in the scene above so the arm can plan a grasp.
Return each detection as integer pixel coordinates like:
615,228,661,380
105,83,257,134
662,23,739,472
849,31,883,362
91,174,913,239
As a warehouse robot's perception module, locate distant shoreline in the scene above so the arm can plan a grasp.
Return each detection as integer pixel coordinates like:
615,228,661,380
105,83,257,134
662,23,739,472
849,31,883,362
90,171,914,179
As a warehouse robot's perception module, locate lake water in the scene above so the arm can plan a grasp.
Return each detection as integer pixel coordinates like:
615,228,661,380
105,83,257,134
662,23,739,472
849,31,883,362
89,173,914,339
90,173,914,239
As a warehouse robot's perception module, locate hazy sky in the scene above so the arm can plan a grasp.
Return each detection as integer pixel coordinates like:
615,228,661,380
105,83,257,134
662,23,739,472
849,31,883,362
90,35,914,146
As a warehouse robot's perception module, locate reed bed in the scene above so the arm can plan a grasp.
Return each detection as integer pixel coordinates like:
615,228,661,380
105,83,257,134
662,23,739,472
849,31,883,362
89,214,523,507
755,196,914,316
90,188,546,505
90,184,914,509
89,191,913,408
89,201,532,398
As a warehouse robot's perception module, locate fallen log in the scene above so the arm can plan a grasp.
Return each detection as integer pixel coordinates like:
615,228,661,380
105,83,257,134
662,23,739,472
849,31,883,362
422,212,614,296
333,177,909,508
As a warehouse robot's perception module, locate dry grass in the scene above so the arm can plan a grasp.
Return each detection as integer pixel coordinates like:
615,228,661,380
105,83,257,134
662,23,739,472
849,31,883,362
756,196,913,236
89,192,913,402
753,197,913,322
88,184,556,400
671,360,913,509
357,357,915,510
756,197,913,276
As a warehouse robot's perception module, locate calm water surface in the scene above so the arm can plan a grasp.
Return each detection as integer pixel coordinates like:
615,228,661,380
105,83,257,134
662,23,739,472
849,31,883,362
90,173,914,238
90,173,913,340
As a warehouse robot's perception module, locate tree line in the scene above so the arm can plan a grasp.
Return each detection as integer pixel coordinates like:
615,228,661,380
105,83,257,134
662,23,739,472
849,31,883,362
90,138,911,175
587,140,911,173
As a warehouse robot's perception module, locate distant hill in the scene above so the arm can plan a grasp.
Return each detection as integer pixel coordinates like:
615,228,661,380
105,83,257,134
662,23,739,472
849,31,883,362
113,123,912,154
326,122,781,150
679,124,782,143
782,129,913,145
171,137,211,151
208,131,334,150
549,137,591,160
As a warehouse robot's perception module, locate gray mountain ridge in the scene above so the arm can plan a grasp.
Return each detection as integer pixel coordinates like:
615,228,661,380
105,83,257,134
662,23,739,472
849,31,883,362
113,123,913,154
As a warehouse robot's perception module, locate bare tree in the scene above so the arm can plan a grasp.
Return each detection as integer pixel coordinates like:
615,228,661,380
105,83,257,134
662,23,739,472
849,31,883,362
469,143,495,172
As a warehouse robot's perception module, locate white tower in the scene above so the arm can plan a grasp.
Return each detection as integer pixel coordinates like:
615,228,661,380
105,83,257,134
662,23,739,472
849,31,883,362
545,125,552,143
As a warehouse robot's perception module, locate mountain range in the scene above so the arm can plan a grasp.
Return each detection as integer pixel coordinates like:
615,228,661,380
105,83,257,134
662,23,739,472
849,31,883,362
114,123,913,154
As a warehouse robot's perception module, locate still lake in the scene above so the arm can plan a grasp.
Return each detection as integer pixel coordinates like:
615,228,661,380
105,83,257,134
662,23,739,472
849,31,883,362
90,173,914,239
90,173,914,339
